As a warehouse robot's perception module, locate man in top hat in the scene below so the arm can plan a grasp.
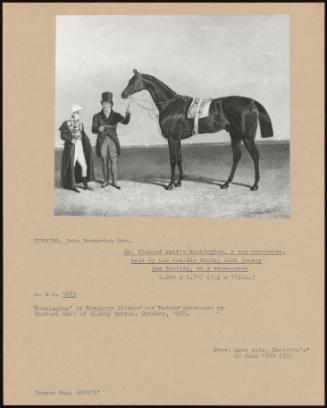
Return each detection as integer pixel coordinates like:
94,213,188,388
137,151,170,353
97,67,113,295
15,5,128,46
92,92,131,189
59,105,95,193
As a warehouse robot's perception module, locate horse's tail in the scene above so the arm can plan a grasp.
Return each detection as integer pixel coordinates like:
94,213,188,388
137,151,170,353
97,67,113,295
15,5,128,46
254,101,273,138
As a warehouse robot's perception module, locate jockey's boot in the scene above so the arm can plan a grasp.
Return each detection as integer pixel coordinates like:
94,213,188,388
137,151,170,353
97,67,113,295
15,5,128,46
112,177,121,190
82,177,89,190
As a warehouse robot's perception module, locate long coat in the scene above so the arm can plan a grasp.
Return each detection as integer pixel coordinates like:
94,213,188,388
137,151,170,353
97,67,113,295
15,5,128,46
59,121,95,189
92,110,131,157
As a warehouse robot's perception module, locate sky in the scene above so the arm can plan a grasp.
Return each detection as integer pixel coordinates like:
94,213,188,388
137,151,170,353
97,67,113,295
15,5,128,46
55,15,289,147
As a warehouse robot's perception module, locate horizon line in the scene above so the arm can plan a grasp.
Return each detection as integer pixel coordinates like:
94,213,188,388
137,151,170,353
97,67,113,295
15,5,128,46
55,139,289,150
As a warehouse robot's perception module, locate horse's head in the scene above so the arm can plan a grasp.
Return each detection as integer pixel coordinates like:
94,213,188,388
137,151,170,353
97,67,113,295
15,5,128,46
121,69,145,99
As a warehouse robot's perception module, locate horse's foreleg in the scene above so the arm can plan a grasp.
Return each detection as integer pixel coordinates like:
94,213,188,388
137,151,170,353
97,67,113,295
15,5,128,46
165,137,177,190
175,140,183,187
221,135,242,189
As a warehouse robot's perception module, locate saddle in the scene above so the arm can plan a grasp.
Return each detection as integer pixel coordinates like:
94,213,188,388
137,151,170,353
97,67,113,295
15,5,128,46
187,97,230,135
187,98,213,134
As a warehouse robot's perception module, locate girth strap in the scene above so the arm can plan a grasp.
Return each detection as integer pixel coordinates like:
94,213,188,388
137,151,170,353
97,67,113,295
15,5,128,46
192,98,213,135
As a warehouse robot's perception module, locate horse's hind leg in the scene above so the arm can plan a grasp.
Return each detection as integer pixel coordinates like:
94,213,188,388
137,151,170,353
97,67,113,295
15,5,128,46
175,140,183,187
221,133,242,189
243,138,260,190
165,137,177,190
242,115,260,190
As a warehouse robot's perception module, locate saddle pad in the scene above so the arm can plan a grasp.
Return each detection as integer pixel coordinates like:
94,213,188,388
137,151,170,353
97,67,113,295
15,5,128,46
187,98,212,119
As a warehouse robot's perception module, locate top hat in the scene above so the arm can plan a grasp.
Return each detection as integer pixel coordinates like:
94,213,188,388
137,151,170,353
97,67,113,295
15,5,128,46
101,92,113,105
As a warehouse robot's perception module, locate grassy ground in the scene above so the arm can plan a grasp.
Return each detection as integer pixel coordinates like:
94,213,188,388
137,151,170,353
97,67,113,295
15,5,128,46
54,141,289,217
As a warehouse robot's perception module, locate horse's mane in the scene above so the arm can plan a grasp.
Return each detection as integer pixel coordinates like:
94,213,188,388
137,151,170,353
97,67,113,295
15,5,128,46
142,74,178,97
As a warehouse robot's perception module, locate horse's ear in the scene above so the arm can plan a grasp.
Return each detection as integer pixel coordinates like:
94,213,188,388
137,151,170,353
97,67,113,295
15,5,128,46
133,68,136,74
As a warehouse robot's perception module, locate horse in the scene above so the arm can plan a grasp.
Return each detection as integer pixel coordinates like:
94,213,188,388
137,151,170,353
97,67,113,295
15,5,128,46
121,69,273,191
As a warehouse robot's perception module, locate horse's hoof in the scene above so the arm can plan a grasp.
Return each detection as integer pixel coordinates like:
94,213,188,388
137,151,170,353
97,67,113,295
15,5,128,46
221,183,229,189
250,185,259,191
165,183,174,190
175,181,182,187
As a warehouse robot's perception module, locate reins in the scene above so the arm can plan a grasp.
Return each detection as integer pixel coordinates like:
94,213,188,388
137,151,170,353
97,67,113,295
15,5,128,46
128,96,159,119
128,94,182,119
128,96,167,134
